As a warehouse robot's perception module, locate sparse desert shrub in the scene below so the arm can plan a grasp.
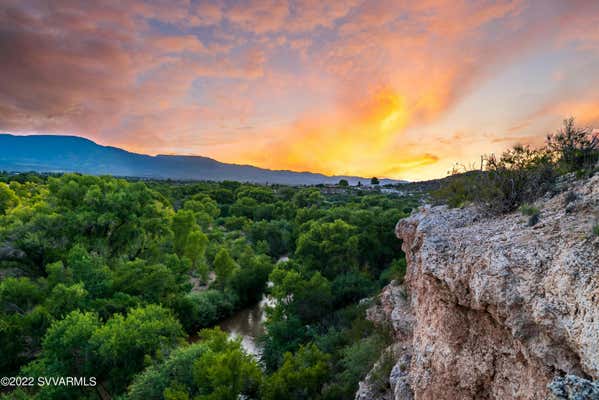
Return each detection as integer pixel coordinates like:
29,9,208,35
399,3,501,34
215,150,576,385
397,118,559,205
480,145,555,214
519,204,540,226
430,169,481,208
547,117,599,173
432,118,598,215
564,191,578,205
432,146,556,214
367,348,396,394
564,191,578,214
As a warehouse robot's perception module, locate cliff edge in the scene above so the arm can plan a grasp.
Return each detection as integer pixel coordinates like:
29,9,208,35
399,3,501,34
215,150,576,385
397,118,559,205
359,174,599,399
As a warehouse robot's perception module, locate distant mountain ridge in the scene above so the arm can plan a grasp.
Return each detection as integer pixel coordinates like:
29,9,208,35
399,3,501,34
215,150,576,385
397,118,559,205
0,134,406,185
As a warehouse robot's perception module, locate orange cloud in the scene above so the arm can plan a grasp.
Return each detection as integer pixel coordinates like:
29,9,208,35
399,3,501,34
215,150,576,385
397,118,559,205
215,86,443,179
2,0,599,181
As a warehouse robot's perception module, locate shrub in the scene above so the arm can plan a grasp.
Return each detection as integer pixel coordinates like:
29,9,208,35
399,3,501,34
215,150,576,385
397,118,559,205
432,118,599,214
547,117,599,173
430,170,480,208
519,204,540,226
432,146,555,214
379,258,407,285
564,191,578,206
325,334,388,399
593,223,599,237
478,145,556,214
367,348,396,394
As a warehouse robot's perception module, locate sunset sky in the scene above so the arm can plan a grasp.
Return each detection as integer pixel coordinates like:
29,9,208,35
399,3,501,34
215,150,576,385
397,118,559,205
2,1,599,180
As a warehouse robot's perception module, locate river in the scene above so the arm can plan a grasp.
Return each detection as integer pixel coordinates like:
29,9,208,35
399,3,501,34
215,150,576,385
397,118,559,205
205,257,288,356
218,293,275,356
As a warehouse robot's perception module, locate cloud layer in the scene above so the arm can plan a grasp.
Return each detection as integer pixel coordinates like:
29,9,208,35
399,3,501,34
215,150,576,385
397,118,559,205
2,0,599,180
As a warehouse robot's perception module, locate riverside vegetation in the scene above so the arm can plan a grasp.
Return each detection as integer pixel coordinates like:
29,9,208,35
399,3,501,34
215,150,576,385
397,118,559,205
0,172,417,399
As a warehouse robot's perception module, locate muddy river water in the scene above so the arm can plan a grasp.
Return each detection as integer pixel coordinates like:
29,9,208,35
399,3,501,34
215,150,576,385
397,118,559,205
218,293,275,357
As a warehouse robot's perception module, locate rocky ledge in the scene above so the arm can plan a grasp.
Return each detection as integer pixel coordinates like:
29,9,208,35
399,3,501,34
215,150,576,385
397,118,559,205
358,174,599,399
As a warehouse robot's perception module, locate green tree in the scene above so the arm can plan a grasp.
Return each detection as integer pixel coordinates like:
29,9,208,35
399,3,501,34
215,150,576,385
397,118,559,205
229,197,259,219
67,245,112,298
184,195,220,218
245,220,292,257
229,254,272,306
295,219,360,279
45,261,72,287
25,311,101,379
331,272,376,308
45,283,88,318
370,177,379,185
172,209,197,257
129,328,261,400
338,179,349,187
112,260,178,304
173,290,236,333
0,277,43,314
327,334,387,398
262,344,330,400
270,267,332,323
185,228,209,271
236,186,276,203
91,305,184,393
192,329,262,400
213,248,238,288
0,278,49,373
292,188,323,208
184,195,220,229
128,343,206,400
0,182,18,214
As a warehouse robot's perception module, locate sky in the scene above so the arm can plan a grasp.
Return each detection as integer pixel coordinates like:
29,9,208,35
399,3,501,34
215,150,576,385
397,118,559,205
2,0,599,181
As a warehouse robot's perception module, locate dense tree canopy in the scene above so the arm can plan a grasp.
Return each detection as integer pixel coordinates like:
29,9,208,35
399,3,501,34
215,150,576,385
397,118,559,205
0,172,417,400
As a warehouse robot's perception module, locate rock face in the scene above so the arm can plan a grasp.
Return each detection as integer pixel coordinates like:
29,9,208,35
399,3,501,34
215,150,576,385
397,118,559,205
359,174,599,399
548,375,599,399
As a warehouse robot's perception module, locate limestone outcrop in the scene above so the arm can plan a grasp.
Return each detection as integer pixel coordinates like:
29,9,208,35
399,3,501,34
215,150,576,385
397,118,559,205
358,174,599,399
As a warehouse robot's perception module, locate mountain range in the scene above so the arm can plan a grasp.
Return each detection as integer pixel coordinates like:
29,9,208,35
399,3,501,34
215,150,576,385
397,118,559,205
0,134,405,185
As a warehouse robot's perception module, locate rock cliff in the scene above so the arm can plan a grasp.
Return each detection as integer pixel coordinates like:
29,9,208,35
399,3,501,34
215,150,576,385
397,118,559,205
358,174,599,399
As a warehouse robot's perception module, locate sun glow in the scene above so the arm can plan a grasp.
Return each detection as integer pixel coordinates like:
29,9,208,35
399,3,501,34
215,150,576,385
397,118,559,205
375,90,409,133
380,110,402,131
215,87,442,179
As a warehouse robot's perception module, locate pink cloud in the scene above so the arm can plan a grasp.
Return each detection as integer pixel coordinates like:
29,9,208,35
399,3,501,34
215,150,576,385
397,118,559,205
2,0,599,180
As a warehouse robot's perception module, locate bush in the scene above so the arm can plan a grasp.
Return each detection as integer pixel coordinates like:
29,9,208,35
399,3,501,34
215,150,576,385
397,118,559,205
432,118,599,214
563,191,578,206
476,145,556,214
547,117,599,172
519,204,540,226
325,334,388,399
367,348,396,395
379,258,407,285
